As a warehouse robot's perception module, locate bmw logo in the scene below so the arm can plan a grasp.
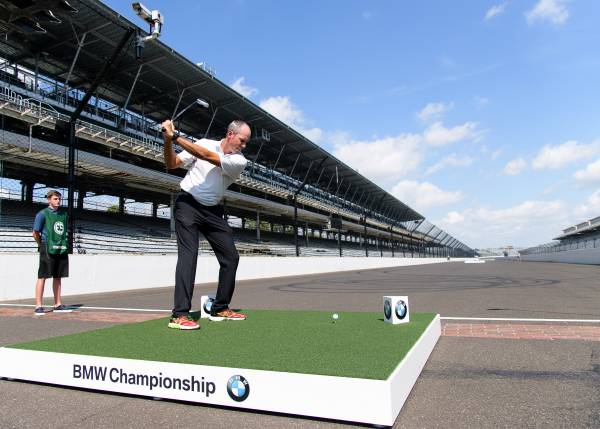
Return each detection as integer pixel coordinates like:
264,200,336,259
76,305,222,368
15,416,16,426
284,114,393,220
227,375,250,402
395,300,407,319
384,300,392,320
203,297,214,314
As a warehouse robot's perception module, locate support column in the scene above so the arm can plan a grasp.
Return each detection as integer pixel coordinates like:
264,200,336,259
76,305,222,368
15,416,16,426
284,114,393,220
152,202,158,218
305,222,309,247
363,218,369,257
21,181,34,203
118,197,125,214
256,210,261,242
77,190,86,209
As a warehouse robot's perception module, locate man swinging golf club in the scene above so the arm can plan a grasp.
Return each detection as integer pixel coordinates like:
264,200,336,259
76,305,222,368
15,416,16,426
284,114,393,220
162,118,250,330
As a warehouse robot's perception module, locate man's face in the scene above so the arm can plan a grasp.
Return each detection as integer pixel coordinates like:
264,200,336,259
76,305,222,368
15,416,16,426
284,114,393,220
48,195,61,209
224,125,251,154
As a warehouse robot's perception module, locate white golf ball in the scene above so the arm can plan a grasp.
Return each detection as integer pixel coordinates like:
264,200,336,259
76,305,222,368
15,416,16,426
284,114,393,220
332,313,339,320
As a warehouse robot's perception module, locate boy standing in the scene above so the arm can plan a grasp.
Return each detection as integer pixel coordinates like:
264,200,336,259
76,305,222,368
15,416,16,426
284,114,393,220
32,190,72,315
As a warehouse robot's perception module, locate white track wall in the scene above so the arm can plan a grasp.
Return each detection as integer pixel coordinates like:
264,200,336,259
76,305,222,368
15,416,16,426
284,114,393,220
520,248,600,265
0,255,458,301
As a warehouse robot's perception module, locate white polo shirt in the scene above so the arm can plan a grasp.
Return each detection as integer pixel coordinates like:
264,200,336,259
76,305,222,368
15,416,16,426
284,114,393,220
178,138,247,206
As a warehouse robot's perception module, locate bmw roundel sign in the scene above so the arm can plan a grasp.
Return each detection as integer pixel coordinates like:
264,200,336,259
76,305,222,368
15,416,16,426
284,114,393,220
227,375,250,402
383,296,410,324
384,299,392,321
395,300,407,320
203,297,213,314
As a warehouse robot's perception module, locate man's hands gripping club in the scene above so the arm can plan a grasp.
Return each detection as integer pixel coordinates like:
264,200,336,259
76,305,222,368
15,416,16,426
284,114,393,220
161,119,221,169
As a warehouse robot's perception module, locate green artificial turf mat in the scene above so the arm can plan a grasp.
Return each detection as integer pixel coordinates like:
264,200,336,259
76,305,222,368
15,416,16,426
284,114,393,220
9,310,436,380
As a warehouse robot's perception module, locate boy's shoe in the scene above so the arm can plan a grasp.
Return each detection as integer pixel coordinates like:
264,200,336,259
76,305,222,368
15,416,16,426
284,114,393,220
209,309,247,321
53,305,73,313
168,316,200,330
34,307,45,316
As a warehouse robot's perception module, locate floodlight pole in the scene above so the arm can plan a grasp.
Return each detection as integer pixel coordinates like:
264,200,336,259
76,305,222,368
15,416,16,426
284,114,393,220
66,28,134,253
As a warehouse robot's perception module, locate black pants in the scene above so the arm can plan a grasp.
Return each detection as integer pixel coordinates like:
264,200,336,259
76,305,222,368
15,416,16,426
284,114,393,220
172,191,239,317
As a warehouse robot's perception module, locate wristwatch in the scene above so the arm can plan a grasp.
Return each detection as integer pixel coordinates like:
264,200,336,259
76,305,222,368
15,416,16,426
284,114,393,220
171,130,180,142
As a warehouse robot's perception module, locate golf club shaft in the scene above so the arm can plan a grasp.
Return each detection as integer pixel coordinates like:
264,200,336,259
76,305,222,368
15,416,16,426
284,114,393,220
160,100,199,132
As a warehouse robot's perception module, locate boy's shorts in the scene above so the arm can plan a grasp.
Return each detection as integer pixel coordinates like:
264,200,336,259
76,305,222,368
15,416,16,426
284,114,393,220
38,245,69,279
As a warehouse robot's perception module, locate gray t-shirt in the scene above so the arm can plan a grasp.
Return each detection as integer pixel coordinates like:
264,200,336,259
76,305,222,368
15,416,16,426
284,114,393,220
178,138,247,206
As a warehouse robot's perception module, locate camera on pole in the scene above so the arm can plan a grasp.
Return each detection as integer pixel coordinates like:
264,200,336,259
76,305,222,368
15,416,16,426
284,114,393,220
131,3,163,59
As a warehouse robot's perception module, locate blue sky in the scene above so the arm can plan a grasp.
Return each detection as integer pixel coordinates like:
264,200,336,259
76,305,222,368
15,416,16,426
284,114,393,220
102,0,600,249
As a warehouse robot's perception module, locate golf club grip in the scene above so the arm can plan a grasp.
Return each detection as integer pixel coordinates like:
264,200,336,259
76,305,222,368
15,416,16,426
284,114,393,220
161,114,179,133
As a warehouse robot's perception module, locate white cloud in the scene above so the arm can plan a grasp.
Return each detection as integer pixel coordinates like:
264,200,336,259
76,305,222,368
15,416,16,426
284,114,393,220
532,140,600,170
525,0,569,26
491,149,502,160
573,158,600,186
485,3,507,20
574,190,600,219
333,134,423,185
332,121,481,185
391,180,463,211
259,96,323,142
417,102,454,121
423,121,481,147
299,127,324,142
443,211,465,225
426,154,474,175
503,158,527,176
230,76,258,98
327,130,353,148
437,200,568,248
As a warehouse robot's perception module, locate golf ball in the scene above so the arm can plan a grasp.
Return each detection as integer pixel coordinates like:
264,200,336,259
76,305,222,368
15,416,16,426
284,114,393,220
332,313,339,320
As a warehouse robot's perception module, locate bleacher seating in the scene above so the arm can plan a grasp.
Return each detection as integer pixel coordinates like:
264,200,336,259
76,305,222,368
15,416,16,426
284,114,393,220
1,199,403,257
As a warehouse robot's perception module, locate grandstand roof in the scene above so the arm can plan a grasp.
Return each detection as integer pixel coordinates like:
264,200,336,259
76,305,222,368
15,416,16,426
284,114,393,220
0,0,422,222
554,216,600,240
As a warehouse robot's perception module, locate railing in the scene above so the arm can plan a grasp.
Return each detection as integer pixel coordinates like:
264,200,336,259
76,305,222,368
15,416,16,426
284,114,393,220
0,190,168,218
0,83,164,157
0,222,429,257
520,237,600,255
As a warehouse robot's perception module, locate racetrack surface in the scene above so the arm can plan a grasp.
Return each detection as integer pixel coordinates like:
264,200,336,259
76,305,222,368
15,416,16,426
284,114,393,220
1,259,599,428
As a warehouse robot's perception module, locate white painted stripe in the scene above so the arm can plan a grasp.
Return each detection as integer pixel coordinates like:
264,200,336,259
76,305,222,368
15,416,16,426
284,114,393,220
441,316,600,323
1,304,598,322
0,303,170,313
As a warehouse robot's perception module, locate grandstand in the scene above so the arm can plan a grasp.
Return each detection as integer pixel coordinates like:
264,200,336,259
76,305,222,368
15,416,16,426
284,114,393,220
474,246,522,258
0,0,473,258
520,216,600,264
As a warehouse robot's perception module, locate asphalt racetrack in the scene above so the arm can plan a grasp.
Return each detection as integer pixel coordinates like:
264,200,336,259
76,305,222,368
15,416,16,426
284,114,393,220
1,259,599,428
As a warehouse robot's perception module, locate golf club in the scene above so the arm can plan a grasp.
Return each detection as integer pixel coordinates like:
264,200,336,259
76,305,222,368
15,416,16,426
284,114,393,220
160,98,209,132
